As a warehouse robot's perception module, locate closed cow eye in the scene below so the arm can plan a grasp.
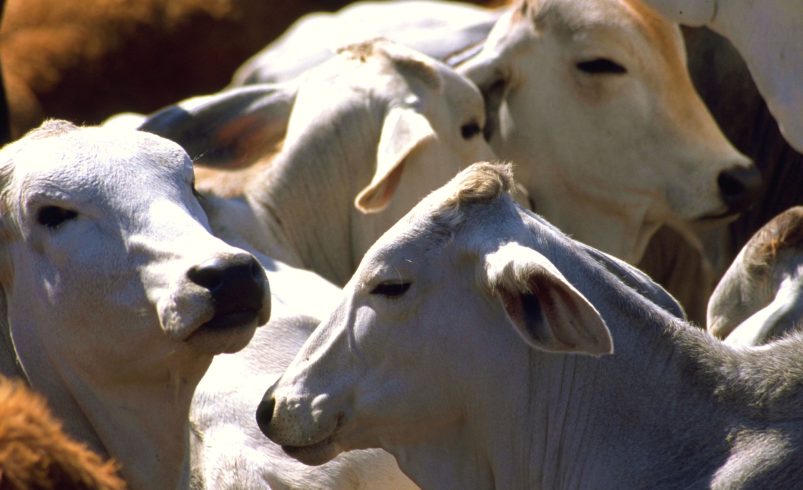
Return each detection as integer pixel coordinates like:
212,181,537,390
576,58,627,75
460,120,483,140
370,281,411,298
37,205,78,229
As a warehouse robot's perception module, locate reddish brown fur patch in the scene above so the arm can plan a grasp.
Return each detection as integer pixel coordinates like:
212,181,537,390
622,0,685,69
0,377,125,490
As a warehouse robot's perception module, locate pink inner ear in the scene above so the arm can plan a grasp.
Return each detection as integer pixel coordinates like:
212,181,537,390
500,288,525,327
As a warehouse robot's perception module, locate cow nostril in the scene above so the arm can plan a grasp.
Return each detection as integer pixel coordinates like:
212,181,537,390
187,257,226,291
717,165,763,213
256,396,276,436
188,254,267,313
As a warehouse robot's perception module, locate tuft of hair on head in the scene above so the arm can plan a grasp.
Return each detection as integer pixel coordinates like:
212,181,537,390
336,38,379,61
26,119,79,140
429,162,515,228
338,38,442,91
447,161,514,207
0,376,126,490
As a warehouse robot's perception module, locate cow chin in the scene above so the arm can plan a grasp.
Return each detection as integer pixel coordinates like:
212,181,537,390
184,313,260,355
693,209,740,227
281,433,342,466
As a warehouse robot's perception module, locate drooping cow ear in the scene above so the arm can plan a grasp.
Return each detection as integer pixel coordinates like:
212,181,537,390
139,84,296,168
484,242,613,356
354,106,436,214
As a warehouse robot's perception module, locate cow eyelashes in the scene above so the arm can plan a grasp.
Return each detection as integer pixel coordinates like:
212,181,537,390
575,58,627,75
370,281,412,298
37,205,78,229
461,120,483,140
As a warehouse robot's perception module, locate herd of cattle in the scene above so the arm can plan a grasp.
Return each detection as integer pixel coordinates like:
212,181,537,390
0,0,801,489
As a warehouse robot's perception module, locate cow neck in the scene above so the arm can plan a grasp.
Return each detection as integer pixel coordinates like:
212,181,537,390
390,264,797,488
55,363,202,490
528,169,661,264
14,317,208,490
249,102,380,286
524,276,803,487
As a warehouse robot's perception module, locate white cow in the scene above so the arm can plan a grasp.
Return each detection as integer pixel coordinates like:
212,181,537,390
707,206,803,346
641,0,803,152
260,162,803,489
0,120,271,489
230,1,501,86
142,38,496,286
457,0,759,265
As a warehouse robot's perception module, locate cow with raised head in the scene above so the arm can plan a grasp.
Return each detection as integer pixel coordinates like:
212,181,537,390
0,120,271,489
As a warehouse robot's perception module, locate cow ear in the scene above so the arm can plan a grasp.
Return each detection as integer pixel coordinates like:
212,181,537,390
139,84,296,168
354,106,436,214
484,242,613,356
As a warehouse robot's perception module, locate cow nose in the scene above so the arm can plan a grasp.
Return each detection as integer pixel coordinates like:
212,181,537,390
256,391,276,436
187,253,267,315
717,164,763,213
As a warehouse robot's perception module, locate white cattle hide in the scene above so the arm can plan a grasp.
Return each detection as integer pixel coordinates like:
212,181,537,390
707,206,803,345
230,1,501,86
0,120,271,489
261,163,803,489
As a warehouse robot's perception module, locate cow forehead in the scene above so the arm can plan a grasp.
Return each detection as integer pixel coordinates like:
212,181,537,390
519,0,684,62
4,127,193,203
360,164,524,272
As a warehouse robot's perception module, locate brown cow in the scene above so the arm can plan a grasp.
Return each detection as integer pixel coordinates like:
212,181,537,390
0,0,356,139
0,376,125,490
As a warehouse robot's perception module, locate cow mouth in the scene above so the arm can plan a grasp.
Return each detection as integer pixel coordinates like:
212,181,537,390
198,309,260,331
695,209,740,223
184,308,261,352
281,431,339,466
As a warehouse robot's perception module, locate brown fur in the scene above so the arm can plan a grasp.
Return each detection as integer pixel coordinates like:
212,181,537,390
0,0,356,139
0,377,125,490
746,206,803,272
0,0,503,141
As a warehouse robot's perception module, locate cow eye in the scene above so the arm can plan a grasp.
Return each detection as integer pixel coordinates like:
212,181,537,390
576,58,627,75
370,281,411,298
460,120,482,140
37,206,78,229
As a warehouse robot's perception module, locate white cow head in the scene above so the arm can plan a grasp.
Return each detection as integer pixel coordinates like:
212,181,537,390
256,163,615,479
458,0,760,263
142,39,497,285
707,206,803,344
287,39,496,265
0,120,271,486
